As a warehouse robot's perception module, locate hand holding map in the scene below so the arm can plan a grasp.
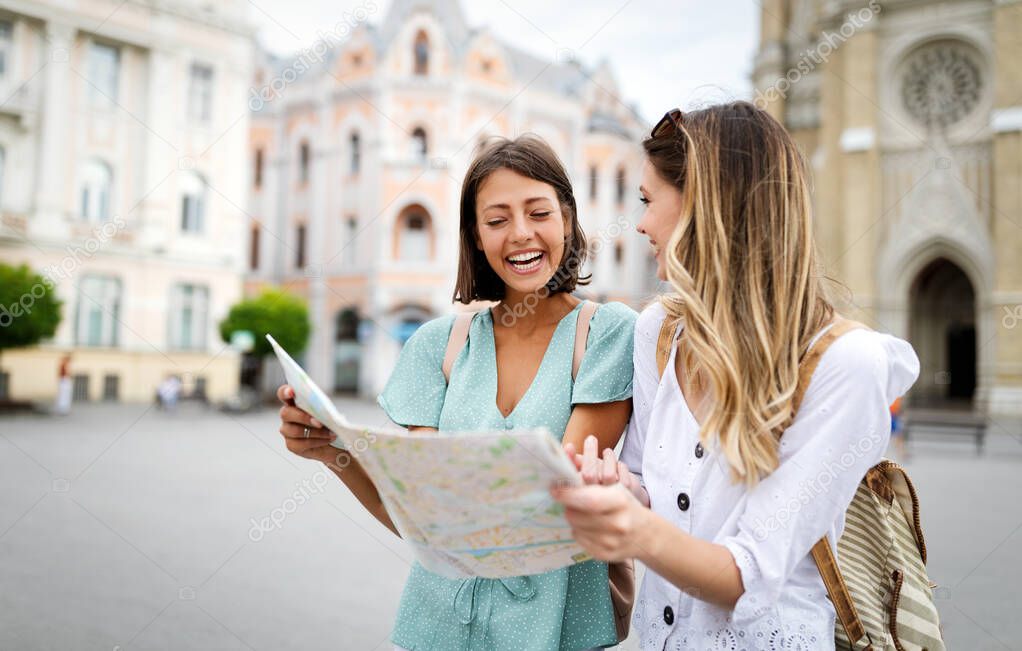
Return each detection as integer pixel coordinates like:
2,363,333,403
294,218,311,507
267,334,591,579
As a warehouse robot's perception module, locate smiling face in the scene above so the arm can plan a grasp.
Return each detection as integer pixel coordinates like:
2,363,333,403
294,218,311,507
637,159,686,281
474,168,569,297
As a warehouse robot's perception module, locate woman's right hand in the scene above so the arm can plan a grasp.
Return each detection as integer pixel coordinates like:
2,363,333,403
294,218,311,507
276,384,344,467
565,435,650,508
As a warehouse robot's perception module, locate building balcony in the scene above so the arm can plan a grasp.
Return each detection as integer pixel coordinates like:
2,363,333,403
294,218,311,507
0,210,29,241
0,81,40,128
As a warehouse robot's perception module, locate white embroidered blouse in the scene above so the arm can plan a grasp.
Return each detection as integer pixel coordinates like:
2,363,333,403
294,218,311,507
620,303,920,651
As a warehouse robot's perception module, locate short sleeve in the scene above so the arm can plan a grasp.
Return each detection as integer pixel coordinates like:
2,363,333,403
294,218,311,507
571,301,638,405
376,315,455,429
721,330,920,621
620,302,668,483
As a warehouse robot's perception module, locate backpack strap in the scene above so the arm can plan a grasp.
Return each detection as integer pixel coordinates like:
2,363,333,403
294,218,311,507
655,315,680,377
572,300,599,380
791,317,868,415
792,316,873,649
811,539,871,649
442,311,476,383
568,300,635,642
442,301,599,384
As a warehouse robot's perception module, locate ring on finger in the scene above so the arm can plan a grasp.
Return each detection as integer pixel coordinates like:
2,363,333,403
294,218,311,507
303,426,311,439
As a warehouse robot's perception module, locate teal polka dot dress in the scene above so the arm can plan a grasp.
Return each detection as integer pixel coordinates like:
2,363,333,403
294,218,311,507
377,300,637,651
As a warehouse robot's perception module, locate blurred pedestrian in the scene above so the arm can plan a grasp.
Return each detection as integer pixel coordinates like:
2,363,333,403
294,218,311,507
54,354,72,415
890,396,907,459
157,374,182,410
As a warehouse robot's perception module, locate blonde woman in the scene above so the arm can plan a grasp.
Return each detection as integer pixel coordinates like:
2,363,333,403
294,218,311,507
553,102,920,649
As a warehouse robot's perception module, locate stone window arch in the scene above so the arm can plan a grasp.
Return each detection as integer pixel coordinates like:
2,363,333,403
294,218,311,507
393,204,434,261
180,170,207,233
80,158,113,221
411,127,428,163
413,30,429,76
349,131,361,174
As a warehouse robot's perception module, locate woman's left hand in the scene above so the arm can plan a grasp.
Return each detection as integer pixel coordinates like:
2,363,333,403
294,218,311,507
564,435,650,506
551,480,651,563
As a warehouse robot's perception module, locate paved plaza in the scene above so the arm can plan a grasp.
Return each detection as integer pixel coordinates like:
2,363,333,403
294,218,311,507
1,399,1020,650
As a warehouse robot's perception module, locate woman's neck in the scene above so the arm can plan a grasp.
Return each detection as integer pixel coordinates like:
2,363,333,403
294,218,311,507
494,289,579,333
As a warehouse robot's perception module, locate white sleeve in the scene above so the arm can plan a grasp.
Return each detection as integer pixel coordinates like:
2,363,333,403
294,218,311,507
721,330,920,621
619,303,668,484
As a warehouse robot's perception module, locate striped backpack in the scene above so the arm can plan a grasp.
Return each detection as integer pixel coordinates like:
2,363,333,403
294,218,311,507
655,316,945,650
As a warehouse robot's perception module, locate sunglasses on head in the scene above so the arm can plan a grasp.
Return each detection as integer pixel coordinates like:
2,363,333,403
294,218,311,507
651,108,683,138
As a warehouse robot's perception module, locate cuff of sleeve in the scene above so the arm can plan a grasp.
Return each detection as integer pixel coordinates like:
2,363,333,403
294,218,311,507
376,394,439,429
722,538,772,623
570,384,634,406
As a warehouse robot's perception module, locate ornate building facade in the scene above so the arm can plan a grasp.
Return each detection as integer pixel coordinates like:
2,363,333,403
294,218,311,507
0,0,255,402
246,0,653,397
754,0,1022,415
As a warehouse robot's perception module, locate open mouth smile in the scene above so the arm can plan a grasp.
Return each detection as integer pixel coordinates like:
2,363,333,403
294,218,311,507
505,251,546,275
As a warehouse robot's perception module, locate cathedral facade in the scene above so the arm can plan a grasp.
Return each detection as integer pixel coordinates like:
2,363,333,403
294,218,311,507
754,0,1022,415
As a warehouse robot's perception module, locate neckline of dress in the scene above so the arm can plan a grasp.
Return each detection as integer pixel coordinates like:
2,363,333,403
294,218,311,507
485,300,585,421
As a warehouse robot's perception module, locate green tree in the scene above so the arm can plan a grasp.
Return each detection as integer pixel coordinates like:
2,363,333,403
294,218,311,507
219,290,311,391
0,264,62,363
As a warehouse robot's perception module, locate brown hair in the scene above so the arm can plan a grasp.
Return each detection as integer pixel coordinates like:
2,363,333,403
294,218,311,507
454,134,589,304
646,101,834,486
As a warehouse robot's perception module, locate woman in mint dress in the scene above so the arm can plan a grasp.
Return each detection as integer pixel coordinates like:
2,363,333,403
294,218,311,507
277,135,636,650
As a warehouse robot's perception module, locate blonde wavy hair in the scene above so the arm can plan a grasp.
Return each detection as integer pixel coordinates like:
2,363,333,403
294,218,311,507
645,101,834,486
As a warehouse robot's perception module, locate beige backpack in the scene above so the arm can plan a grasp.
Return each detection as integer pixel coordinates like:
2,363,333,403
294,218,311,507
655,316,945,650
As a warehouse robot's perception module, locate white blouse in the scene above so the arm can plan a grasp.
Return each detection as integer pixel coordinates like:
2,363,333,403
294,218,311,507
620,303,920,651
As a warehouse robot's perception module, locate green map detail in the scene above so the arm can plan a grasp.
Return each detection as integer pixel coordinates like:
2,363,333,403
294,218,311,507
489,438,515,457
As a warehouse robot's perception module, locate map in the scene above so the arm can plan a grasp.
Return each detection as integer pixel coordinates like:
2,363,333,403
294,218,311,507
267,334,351,450
267,334,590,578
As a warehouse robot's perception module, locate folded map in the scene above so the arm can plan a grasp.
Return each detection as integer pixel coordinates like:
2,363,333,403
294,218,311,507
267,334,590,579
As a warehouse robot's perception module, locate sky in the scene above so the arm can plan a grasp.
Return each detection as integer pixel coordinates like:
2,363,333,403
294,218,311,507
245,0,761,124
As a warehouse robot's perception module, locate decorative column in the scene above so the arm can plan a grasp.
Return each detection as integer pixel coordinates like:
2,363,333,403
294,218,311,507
987,0,1022,414
30,21,75,236
305,102,332,390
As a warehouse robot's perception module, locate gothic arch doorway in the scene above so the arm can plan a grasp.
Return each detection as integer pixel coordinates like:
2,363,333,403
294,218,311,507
908,257,976,406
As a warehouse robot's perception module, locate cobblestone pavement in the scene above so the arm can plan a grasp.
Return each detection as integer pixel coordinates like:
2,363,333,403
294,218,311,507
1,400,1019,650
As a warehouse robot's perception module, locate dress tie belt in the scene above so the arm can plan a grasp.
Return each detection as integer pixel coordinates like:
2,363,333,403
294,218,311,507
452,576,537,625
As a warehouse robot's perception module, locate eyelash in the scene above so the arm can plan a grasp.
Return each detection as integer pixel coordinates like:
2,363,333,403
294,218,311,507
485,212,550,226
639,196,650,205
